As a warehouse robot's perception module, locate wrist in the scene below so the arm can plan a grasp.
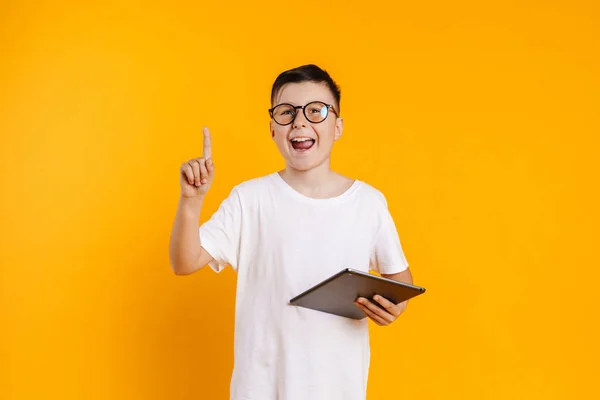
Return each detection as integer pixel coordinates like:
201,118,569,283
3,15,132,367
179,194,204,210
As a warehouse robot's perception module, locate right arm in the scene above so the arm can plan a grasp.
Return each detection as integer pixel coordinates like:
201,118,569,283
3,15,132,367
169,195,214,275
169,127,215,275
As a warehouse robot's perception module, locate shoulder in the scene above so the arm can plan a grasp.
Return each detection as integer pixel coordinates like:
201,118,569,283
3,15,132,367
355,180,389,208
228,173,278,198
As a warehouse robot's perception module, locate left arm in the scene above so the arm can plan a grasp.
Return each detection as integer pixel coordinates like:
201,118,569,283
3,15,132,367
354,268,413,326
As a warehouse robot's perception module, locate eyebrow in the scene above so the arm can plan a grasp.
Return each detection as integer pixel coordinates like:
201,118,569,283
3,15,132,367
274,100,330,106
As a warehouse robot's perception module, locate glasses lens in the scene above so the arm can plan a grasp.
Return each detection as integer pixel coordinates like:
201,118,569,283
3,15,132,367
304,102,328,123
273,104,295,125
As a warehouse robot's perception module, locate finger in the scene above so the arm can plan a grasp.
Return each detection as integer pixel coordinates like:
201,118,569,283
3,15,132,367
181,163,195,185
198,157,209,184
189,160,201,186
373,294,401,317
356,297,395,323
355,302,387,325
203,127,212,159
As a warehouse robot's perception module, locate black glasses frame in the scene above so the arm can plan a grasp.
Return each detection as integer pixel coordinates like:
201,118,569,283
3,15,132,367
268,101,339,126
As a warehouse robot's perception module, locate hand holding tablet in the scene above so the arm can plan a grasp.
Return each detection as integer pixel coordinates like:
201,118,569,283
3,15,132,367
289,268,426,320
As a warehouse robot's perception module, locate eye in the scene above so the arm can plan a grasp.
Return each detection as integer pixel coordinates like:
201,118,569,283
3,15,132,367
320,106,328,118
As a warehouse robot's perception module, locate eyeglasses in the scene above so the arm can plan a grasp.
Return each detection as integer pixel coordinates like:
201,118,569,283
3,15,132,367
268,101,339,126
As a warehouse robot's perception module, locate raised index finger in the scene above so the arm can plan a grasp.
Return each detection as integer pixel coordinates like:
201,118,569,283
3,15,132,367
202,126,212,159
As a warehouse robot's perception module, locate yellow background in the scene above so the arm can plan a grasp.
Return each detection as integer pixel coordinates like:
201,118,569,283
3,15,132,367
1,1,599,399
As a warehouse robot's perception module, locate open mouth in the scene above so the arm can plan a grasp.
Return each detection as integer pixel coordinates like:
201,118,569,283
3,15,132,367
290,137,315,152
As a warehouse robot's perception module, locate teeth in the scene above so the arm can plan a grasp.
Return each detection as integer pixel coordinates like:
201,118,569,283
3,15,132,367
291,137,313,142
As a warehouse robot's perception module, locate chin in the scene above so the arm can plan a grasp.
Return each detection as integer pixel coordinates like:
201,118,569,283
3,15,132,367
277,142,331,171
289,163,314,172
287,156,327,172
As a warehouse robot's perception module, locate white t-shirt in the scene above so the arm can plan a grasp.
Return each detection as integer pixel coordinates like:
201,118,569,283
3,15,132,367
199,172,409,400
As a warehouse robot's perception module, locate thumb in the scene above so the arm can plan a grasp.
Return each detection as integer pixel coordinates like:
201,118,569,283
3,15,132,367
206,157,215,177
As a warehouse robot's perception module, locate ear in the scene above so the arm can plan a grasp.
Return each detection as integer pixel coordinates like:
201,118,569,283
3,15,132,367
269,121,275,138
334,118,344,141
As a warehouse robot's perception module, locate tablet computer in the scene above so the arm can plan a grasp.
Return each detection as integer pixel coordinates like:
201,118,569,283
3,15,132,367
289,268,426,320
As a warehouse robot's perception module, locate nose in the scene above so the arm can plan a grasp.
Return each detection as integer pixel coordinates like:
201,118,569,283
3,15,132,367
292,107,308,129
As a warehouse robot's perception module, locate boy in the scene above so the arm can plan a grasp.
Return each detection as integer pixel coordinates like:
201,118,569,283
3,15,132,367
169,64,414,400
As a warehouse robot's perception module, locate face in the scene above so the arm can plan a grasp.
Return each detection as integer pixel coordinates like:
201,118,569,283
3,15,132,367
270,81,343,172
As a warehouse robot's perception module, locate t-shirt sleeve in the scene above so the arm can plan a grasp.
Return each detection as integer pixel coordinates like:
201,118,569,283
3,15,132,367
369,195,409,275
198,187,242,273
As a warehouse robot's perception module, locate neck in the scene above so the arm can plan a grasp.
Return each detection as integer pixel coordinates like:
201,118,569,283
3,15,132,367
279,159,339,196
282,158,333,183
